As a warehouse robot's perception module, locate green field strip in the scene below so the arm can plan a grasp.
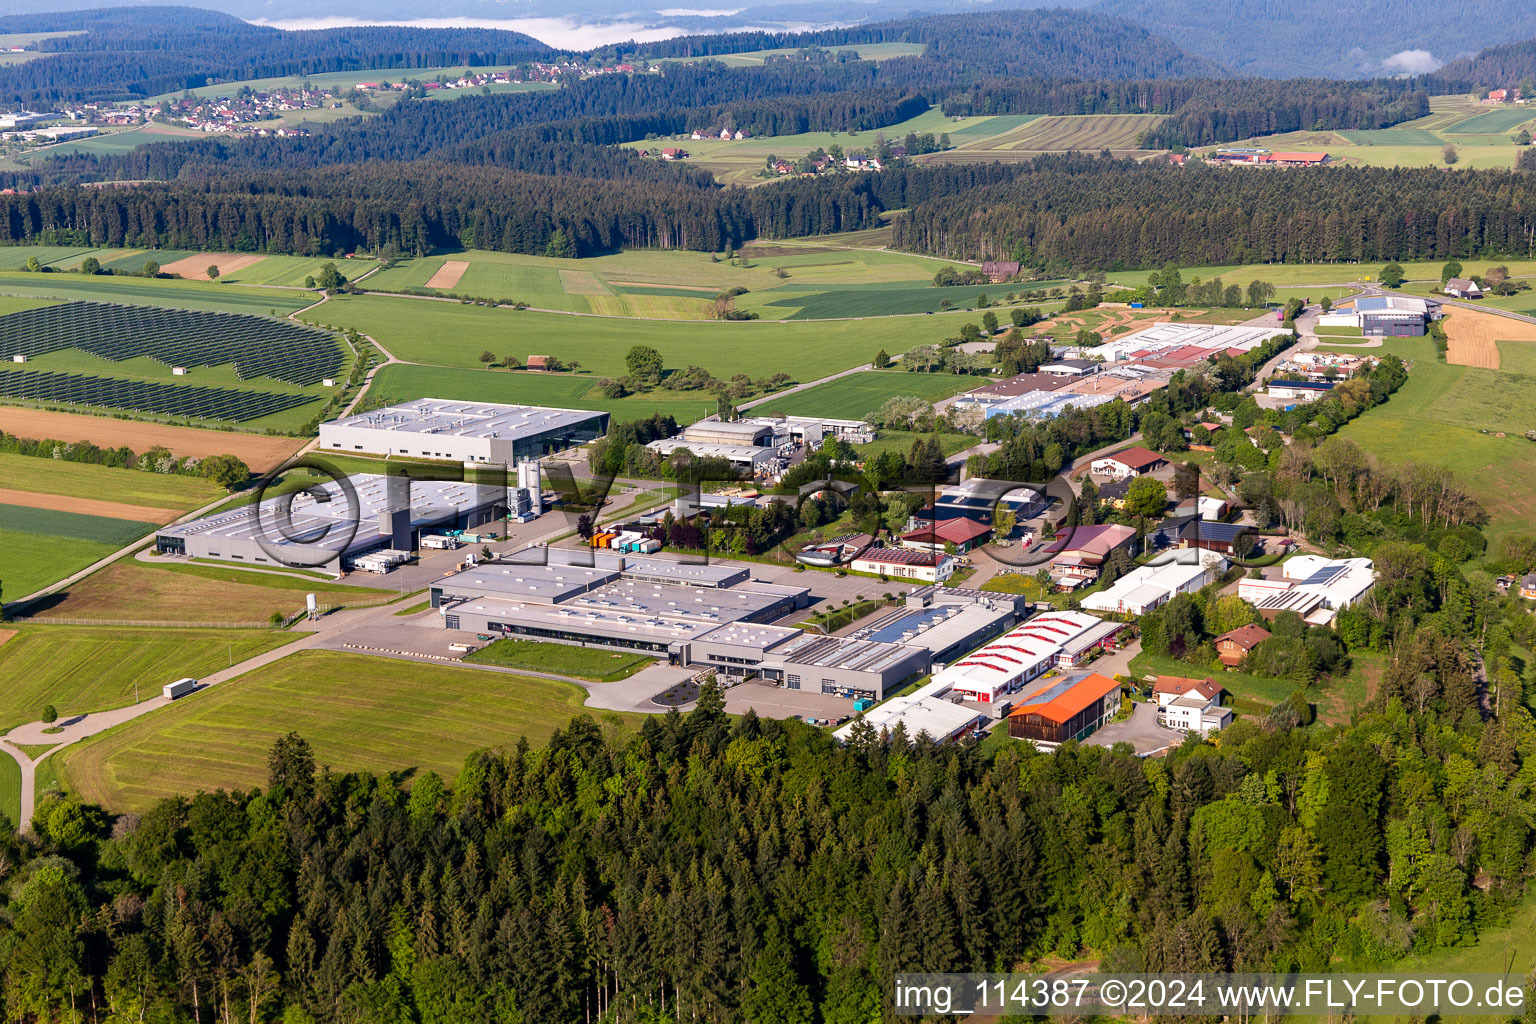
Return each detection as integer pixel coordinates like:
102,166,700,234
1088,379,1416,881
1442,108,1536,134
0,271,315,314
1337,128,1446,145
0,453,217,507
749,370,979,418
0,503,156,546
0,529,123,598
56,649,632,812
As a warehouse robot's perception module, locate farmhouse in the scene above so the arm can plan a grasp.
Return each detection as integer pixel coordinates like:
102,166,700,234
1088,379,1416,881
320,398,608,463
1006,672,1123,749
981,260,1021,282
850,546,957,583
1445,278,1482,299
1152,676,1230,735
1261,152,1330,166
660,148,688,159
156,474,508,577
1091,446,1168,480
1215,623,1271,667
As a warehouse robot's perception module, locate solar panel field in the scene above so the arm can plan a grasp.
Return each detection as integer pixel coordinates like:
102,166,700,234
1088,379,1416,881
0,367,318,422
0,301,345,385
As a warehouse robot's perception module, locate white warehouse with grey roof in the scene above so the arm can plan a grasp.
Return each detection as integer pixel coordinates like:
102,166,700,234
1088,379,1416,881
319,398,609,463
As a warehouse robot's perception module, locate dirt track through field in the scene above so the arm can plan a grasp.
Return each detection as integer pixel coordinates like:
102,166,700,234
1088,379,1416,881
1443,308,1536,369
425,260,469,290
161,253,266,281
607,280,719,292
0,407,304,473
0,487,182,523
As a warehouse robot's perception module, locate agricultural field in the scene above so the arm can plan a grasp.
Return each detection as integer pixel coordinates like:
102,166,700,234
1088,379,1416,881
0,268,317,315
748,279,1061,319
14,124,205,164
303,291,989,379
464,638,654,680
55,649,634,812
0,407,305,472
927,113,1166,161
0,451,217,510
623,105,1009,184
1440,307,1536,368
360,243,978,317
1197,96,1536,170
22,560,392,624
365,363,738,425
0,625,298,732
750,370,980,420
1332,336,1536,547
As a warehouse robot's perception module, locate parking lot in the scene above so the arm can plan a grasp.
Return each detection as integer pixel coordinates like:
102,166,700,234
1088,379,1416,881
1083,701,1179,755
722,680,856,723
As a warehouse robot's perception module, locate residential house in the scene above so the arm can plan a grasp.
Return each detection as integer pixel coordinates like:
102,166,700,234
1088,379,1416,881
1095,478,1132,509
1152,675,1230,735
1445,278,1482,299
844,156,881,171
1007,672,1123,749
660,148,688,160
1042,523,1139,586
981,260,1021,283
1175,496,1228,521
1214,623,1271,667
850,546,957,583
1090,446,1168,481
1520,573,1536,601
1178,519,1259,557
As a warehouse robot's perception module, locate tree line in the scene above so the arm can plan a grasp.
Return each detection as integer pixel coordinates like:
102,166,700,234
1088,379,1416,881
7,645,1534,1022
893,153,1536,269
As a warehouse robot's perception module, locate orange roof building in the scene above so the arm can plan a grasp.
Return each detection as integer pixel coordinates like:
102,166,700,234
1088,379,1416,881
1007,671,1122,748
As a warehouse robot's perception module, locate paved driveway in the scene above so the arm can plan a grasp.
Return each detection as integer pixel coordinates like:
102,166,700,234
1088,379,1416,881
1084,700,1178,756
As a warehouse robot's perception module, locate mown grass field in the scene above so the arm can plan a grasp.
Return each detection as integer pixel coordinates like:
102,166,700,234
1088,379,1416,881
0,269,315,314
464,639,655,680
366,363,735,425
1332,336,1536,547
750,371,979,419
0,451,218,507
0,625,298,732
1443,107,1536,134
851,429,977,460
304,292,980,379
0,753,17,831
25,560,389,624
1,530,122,600
751,279,1061,319
17,124,204,163
56,649,634,812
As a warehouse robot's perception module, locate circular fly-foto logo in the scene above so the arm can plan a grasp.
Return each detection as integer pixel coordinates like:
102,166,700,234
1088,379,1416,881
247,456,362,568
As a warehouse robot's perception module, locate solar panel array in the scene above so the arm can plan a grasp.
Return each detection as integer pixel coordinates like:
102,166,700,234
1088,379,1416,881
0,368,315,422
0,301,344,386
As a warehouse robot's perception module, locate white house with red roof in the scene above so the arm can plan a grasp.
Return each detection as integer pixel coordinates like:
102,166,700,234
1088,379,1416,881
1152,675,1230,734
850,546,957,583
1090,446,1168,481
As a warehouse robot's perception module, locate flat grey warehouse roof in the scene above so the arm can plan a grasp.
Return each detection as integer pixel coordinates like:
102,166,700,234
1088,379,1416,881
159,474,501,556
328,398,603,438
